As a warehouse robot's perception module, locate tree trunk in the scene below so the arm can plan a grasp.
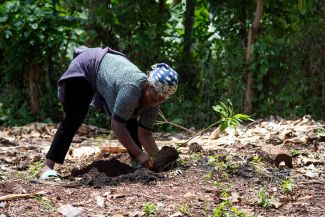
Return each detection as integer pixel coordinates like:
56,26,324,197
156,0,166,42
183,0,195,54
28,62,40,114
244,0,264,114
45,53,52,91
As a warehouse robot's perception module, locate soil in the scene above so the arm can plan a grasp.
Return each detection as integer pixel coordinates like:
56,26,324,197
0,117,324,216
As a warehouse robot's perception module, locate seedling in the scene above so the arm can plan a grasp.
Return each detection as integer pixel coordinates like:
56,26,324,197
256,188,271,208
176,157,188,167
34,195,56,212
203,199,210,216
28,161,44,178
212,99,253,132
213,193,249,217
250,156,262,165
177,203,191,216
143,202,157,216
290,149,299,156
204,171,213,180
281,179,296,194
190,153,203,164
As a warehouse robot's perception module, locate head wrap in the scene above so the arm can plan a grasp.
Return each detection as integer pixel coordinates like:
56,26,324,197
147,63,178,99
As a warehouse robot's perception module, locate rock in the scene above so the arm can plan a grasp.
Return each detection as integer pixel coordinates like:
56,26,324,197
96,195,105,208
169,212,183,217
0,202,6,208
183,192,195,198
58,204,82,217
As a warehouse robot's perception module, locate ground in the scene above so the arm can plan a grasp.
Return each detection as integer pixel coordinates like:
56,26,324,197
0,115,324,217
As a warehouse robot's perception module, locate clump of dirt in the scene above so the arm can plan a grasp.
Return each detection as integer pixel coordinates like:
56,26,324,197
154,146,179,172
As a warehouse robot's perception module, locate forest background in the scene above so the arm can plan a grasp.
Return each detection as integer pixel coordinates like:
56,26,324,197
0,0,324,131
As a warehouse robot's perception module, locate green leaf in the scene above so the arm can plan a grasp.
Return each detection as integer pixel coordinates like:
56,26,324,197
0,15,8,23
298,0,306,14
260,60,269,75
31,23,38,30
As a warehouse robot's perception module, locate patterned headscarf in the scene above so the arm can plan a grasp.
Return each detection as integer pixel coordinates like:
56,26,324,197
147,63,178,99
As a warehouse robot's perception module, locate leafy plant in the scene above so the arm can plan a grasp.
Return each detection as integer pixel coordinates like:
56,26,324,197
177,203,191,216
256,188,272,208
213,193,249,217
143,202,157,216
212,100,253,132
28,161,44,178
281,179,296,194
250,156,262,165
34,195,56,212
290,149,300,156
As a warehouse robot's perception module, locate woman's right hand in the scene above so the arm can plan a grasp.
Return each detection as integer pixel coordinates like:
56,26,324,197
137,152,155,170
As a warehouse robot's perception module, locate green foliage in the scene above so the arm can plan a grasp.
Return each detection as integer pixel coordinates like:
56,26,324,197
213,193,249,217
281,179,296,194
250,156,262,165
28,161,44,179
34,195,57,212
177,203,192,216
256,188,272,208
0,0,325,128
212,100,252,132
143,202,157,216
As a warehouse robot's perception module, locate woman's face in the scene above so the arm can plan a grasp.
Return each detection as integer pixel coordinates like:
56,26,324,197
141,83,166,107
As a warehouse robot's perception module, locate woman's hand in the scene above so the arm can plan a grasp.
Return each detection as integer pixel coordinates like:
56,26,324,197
137,152,155,171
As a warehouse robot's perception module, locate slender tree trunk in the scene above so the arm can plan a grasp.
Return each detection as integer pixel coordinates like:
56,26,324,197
183,0,195,54
28,62,40,114
321,30,325,120
244,0,264,114
156,0,165,42
45,52,52,91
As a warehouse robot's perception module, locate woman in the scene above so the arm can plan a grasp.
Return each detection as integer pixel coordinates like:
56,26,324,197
40,46,178,179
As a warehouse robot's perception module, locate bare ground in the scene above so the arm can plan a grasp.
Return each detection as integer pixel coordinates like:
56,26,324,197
0,115,324,217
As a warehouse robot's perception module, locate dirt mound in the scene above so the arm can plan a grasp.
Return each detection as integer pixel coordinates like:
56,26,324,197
71,159,135,178
154,146,179,172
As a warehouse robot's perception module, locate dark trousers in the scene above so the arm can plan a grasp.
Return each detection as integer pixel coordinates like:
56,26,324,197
46,78,142,164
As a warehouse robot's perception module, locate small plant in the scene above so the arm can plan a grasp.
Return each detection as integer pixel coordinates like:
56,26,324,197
281,179,296,194
203,199,210,216
190,153,203,164
177,157,188,167
207,155,227,171
256,188,271,208
250,156,262,165
143,202,157,216
212,196,248,217
204,171,213,180
290,149,299,156
212,99,253,132
28,161,44,178
177,203,191,216
34,195,56,212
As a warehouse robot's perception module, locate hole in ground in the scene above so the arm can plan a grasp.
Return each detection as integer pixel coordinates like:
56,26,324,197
71,159,136,177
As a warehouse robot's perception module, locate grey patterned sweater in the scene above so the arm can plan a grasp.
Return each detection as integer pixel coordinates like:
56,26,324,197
96,53,159,130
